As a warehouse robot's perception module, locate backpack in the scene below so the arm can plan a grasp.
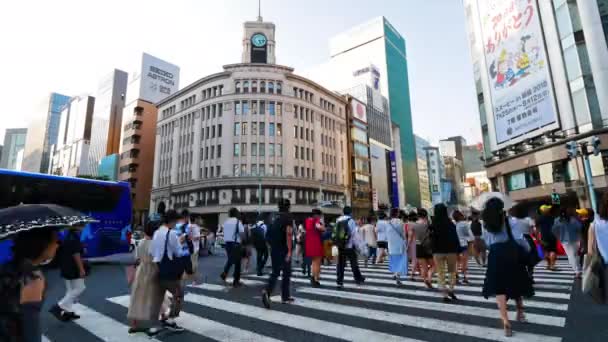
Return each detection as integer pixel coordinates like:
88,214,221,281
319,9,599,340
251,223,266,248
332,218,352,249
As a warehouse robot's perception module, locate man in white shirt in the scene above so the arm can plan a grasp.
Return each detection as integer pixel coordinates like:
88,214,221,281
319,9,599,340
335,206,365,288
149,210,185,333
189,215,202,284
220,207,246,287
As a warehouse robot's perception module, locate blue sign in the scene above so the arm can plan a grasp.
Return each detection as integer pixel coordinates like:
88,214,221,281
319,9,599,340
388,151,400,208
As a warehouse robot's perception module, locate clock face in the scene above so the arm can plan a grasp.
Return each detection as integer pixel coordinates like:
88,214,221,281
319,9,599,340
251,33,267,47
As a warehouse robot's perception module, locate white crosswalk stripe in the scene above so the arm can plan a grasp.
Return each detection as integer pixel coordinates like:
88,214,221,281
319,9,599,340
42,258,572,342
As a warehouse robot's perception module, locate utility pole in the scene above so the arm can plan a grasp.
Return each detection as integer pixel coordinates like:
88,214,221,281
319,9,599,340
565,137,600,212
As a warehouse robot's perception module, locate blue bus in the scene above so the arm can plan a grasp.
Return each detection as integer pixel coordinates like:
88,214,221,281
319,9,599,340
0,169,133,263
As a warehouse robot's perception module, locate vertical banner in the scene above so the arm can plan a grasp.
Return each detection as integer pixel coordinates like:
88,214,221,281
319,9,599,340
477,0,559,148
372,188,379,211
388,151,400,208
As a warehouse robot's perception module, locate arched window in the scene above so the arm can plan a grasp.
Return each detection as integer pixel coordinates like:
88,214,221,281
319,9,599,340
251,80,258,93
260,81,266,93
268,82,275,94
243,80,250,93
276,82,282,94
235,81,241,93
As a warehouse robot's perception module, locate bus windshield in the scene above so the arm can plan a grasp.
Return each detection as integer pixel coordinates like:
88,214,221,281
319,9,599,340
0,170,133,262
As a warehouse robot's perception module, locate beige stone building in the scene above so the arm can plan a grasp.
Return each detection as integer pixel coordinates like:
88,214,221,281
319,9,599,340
151,16,349,225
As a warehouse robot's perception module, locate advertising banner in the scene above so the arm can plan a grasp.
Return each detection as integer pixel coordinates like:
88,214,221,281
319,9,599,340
140,53,180,104
388,151,400,208
477,0,559,148
351,98,368,124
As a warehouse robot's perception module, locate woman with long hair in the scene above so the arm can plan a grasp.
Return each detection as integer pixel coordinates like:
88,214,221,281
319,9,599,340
552,207,582,277
482,197,534,337
0,228,60,342
412,208,434,288
305,209,325,287
470,211,487,266
386,208,408,285
430,204,460,302
509,204,541,281
375,211,389,264
453,210,474,284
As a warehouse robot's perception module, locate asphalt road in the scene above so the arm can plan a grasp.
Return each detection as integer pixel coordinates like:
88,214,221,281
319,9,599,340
39,251,608,342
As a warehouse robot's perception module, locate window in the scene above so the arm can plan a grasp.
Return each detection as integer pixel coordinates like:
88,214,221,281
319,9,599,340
276,82,282,94
269,165,275,176
235,82,241,93
251,122,258,135
269,123,275,136
234,123,240,136
269,143,275,157
243,80,250,93
259,122,265,135
300,127,304,139
312,169,315,179
295,146,299,159
204,147,209,160
294,125,298,139
306,168,310,178
306,109,309,122
294,105,298,118
260,81,266,93
210,146,215,159
215,165,220,177
251,101,258,115
210,166,214,177
205,127,209,139
268,82,275,94
306,128,309,141
242,122,248,135
277,144,282,157
235,101,242,115
243,101,250,115
252,80,258,93
252,143,257,156
259,164,265,176
204,167,208,178
251,164,258,176
241,143,247,156
276,123,282,136
241,164,247,176
306,148,310,161
310,129,314,142
234,143,240,156
269,101,275,115
212,125,216,138
260,101,266,115
259,143,265,156
218,124,222,137
217,145,222,158
294,166,298,177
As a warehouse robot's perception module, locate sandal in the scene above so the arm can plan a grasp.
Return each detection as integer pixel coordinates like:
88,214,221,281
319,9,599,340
516,312,528,324
503,322,513,337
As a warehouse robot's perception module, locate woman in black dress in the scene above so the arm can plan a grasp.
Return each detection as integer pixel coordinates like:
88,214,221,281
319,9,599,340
481,197,534,337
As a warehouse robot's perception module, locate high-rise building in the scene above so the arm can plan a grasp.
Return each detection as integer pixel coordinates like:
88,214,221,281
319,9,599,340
0,128,27,170
464,0,608,207
119,53,180,224
439,137,466,206
415,135,432,209
88,69,128,176
346,96,372,217
305,17,419,206
424,146,446,206
151,14,349,225
22,92,70,173
50,95,95,177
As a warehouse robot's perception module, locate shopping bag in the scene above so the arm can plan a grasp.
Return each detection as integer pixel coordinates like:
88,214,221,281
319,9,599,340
556,240,566,256
536,243,545,260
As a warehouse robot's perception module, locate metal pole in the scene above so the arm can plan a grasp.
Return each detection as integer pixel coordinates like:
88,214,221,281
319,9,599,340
258,177,262,212
582,154,598,213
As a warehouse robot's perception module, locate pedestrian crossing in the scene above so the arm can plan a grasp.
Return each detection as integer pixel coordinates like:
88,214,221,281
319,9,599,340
42,258,575,342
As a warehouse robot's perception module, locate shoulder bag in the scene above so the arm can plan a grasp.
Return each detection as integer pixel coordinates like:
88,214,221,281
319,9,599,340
582,233,608,304
158,230,185,281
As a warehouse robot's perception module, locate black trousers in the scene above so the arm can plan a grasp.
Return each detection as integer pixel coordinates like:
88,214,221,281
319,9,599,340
337,248,363,285
256,244,269,274
266,250,291,301
223,242,242,284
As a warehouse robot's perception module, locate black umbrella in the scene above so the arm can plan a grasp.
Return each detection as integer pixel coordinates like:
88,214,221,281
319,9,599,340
0,204,98,240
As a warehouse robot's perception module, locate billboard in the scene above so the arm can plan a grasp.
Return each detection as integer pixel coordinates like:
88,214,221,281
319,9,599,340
351,98,367,123
476,0,559,150
139,53,180,104
388,151,400,208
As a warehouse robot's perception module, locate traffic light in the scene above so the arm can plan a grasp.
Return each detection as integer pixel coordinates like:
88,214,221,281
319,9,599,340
591,136,601,156
565,141,579,159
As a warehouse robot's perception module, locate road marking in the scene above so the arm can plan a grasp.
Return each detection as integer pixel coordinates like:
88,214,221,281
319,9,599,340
281,273,571,299
71,304,162,342
108,296,284,342
183,292,422,342
296,287,566,327
268,295,562,342
243,275,569,311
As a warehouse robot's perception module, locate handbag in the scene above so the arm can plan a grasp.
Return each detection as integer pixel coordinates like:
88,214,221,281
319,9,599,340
582,237,608,304
158,230,185,281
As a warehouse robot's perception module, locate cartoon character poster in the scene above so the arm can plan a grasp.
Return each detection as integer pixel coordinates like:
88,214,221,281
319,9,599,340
477,0,559,146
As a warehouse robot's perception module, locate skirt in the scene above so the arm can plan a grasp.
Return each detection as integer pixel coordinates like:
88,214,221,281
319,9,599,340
128,262,164,322
473,237,486,253
389,254,408,275
541,234,558,253
416,243,433,259
482,241,534,300
377,241,388,249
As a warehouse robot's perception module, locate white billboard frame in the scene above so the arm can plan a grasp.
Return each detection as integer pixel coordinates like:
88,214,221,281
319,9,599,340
472,0,561,152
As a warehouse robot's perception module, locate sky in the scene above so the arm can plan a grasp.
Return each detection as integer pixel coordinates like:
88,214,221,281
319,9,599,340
0,0,480,145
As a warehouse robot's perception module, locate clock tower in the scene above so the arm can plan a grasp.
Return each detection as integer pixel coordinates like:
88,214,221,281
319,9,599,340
241,12,276,64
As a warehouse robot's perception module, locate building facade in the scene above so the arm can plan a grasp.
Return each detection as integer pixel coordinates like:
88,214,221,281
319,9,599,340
50,95,95,177
22,93,71,173
347,97,372,217
440,137,466,206
0,128,27,170
120,53,180,224
464,0,608,207
415,135,432,209
88,69,128,176
151,16,349,225
305,17,420,206
424,146,445,206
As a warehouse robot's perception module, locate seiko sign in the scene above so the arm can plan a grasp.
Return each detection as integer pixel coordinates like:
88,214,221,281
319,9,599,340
139,53,180,104
148,66,175,86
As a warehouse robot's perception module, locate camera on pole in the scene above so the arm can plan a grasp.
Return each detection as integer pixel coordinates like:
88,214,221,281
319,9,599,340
565,141,579,160
591,136,601,156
